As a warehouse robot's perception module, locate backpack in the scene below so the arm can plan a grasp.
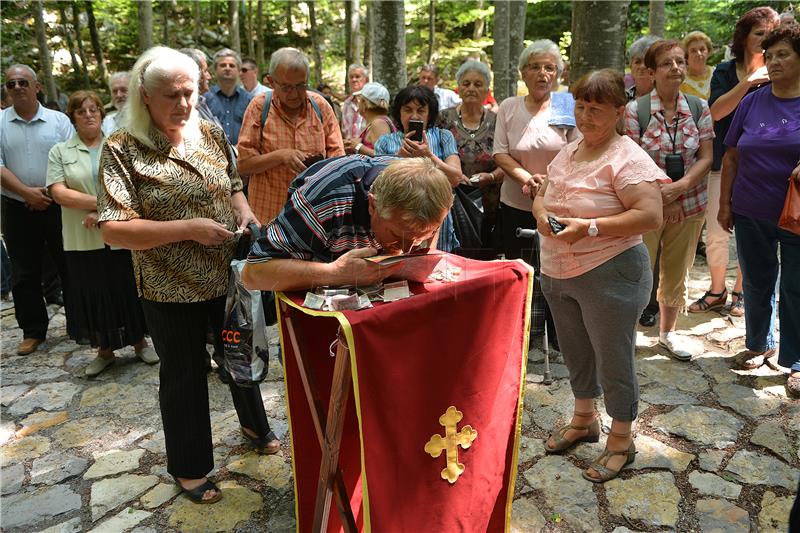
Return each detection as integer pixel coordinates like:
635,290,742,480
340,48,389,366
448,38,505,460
636,93,704,137
259,91,323,149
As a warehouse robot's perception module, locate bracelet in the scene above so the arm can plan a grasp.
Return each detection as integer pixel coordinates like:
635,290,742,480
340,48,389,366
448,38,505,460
489,173,496,183
355,143,364,154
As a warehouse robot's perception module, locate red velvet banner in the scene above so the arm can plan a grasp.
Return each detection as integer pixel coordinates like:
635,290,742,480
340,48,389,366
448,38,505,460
278,256,533,532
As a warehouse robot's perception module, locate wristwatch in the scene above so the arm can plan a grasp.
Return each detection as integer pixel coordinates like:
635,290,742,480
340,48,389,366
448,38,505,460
588,218,599,237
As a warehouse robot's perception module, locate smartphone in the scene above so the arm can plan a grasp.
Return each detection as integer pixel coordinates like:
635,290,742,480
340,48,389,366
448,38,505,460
547,215,566,234
408,120,425,142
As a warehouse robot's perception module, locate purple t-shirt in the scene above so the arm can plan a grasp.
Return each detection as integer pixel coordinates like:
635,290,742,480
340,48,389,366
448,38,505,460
725,85,800,223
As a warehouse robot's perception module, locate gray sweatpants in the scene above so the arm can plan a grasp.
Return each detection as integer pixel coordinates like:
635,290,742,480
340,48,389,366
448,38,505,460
541,244,651,421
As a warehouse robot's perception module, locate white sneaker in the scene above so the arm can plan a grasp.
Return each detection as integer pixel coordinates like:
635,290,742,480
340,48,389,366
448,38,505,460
136,346,160,365
658,333,701,362
85,356,115,377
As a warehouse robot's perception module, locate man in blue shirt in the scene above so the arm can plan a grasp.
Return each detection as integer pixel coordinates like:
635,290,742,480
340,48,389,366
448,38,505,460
0,64,74,355
204,48,253,145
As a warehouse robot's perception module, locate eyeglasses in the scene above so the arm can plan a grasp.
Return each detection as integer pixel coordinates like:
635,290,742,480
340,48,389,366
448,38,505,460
525,63,558,74
657,58,687,69
272,81,308,93
75,107,100,116
5,79,30,89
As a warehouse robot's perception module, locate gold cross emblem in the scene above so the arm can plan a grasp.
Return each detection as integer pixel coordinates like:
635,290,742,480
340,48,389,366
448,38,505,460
424,406,478,484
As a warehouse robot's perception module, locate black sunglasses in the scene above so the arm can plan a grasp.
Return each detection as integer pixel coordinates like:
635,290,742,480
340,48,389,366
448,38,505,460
5,79,30,89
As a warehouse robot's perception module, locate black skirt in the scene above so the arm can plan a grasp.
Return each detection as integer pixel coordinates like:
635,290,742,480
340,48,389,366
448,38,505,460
64,248,147,350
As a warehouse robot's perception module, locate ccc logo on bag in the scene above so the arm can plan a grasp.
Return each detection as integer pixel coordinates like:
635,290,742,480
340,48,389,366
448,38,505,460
221,329,241,344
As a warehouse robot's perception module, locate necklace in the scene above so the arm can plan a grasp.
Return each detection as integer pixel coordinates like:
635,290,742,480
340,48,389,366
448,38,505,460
457,107,485,138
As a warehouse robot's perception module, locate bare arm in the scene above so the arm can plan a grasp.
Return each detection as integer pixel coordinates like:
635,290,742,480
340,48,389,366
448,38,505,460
717,147,739,233
230,190,260,228
709,67,768,121
101,217,234,250
1,167,52,210
49,182,97,211
242,247,402,291
537,181,663,243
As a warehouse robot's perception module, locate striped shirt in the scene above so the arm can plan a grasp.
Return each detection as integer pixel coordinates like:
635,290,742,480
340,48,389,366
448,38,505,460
248,155,398,264
625,90,715,218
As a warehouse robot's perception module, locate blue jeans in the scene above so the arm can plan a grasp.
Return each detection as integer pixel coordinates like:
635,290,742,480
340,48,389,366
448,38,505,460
734,214,800,371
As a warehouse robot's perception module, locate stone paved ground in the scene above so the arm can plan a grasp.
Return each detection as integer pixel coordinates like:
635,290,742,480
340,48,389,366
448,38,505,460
1,256,798,532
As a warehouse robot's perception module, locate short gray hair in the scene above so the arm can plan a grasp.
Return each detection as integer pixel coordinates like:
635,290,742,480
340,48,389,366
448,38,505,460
268,47,310,76
108,71,130,87
518,39,564,76
348,63,368,77
213,48,241,68
371,158,453,228
456,60,491,86
628,35,662,63
179,48,208,67
6,64,38,82
123,46,199,150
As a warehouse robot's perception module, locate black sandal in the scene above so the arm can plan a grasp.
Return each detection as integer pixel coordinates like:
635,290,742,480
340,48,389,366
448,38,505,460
730,291,744,317
240,427,280,455
688,288,727,313
173,477,222,504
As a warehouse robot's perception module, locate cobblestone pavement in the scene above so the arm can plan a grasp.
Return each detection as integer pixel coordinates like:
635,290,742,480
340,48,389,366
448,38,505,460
1,259,798,532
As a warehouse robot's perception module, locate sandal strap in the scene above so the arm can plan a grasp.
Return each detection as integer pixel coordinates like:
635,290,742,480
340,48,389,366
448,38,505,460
731,290,743,298
609,430,632,438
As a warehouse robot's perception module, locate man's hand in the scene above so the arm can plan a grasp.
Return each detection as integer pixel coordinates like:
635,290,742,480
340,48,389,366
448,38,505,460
329,247,404,286
191,218,234,245
550,217,589,244
24,187,52,211
82,211,99,229
278,149,310,174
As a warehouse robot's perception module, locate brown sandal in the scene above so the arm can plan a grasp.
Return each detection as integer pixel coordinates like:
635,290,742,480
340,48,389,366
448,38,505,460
688,288,727,313
582,431,636,483
730,291,744,317
544,410,600,454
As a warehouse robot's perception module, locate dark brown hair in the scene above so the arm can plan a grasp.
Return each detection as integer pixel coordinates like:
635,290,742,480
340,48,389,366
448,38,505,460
66,90,105,123
762,21,800,57
571,69,627,108
731,7,780,60
644,39,686,71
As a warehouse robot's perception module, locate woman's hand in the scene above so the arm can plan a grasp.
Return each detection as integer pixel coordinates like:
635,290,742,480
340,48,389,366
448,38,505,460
659,181,686,205
191,218,235,246
746,65,770,87
550,216,589,244
534,209,553,238
343,138,358,154
663,202,684,224
82,211,99,229
521,174,546,199
717,202,734,233
233,206,260,232
398,131,433,159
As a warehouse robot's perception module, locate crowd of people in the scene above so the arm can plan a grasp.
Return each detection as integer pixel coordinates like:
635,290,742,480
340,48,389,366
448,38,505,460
1,5,798,503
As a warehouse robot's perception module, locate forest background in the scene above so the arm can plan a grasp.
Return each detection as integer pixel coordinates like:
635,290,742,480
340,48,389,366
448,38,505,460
1,0,793,107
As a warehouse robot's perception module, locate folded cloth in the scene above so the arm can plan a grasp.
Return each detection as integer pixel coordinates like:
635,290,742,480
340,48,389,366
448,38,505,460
548,91,576,128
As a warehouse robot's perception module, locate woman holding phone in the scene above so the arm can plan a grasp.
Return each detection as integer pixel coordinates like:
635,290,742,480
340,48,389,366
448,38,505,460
374,85,463,251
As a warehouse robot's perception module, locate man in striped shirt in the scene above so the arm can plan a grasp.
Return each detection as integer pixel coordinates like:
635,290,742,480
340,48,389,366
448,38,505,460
242,156,452,291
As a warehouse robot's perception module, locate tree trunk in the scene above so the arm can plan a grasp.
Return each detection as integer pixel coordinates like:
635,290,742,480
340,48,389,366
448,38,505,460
308,1,323,86
345,0,353,90
472,0,485,40
33,0,58,102
58,3,84,83
370,0,406,96
85,0,107,82
245,0,254,58
229,0,241,53
426,0,435,64
648,0,666,36
138,0,153,52
193,0,201,44
351,0,361,69
162,0,170,46
570,0,630,84
72,2,90,76
286,1,294,41
256,0,265,68
508,1,526,96
363,0,371,74
491,0,511,103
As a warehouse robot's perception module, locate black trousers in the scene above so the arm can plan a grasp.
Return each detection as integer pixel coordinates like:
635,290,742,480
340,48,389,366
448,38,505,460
1,196,68,339
141,295,272,479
